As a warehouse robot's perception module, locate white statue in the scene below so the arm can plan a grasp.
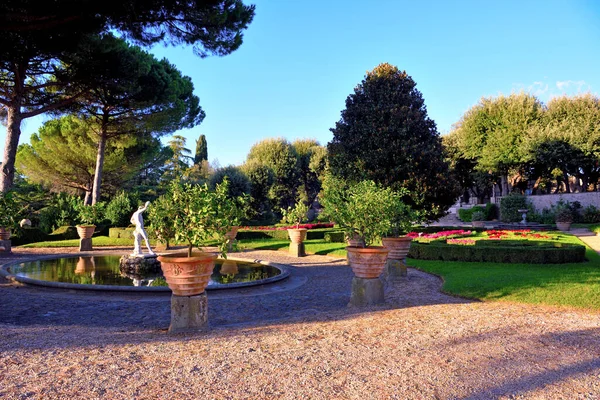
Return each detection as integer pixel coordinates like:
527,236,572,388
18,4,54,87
131,201,155,256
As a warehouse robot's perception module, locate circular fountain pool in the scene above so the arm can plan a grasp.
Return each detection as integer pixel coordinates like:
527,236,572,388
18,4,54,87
1,255,288,291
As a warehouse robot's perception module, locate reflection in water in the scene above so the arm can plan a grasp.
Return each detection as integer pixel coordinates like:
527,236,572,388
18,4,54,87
13,256,281,287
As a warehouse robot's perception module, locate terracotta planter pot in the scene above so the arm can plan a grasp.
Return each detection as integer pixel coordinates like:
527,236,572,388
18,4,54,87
287,228,307,244
556,222,571,231
75,257,95,275
225,226,239,241
346,246,389,278
381,236,413,261
76,225,96,239
346,234,365,247
0,227,10,240
157,252,217,296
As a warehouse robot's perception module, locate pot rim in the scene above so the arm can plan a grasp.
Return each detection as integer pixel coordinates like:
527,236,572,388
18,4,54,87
157,252,217,263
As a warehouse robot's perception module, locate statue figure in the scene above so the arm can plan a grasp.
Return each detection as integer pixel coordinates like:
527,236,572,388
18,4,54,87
131,201,155,256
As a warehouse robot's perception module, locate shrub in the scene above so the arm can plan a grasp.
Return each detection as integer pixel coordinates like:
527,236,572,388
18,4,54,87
582,205,600,223
109,227,136,239
458,206,484,222
485,203,498,220
555,208,573,223
500,194,528,222
105,191,139,227
408,240,585,264
324,231,345,243
471,211,485,221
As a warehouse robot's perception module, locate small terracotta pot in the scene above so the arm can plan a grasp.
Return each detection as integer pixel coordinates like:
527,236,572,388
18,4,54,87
158,252,216,296
346,246,389,278
76,225,96,239
556,222,571,231
225,226,239,241
381,236,413,261
0,227,10,240
287,228,307,244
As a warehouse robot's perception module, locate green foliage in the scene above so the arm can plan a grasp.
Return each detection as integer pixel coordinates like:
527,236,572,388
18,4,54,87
291,139,326,206
582,205,600,223
320,174,413,247
105,191,140,227
148,191,177,248
194,134,208,165
408,240,585,264
328,62,459,220
324,231,346,243
76,203,105,226
281,200,310,229
500,194,528,222
108,227,136,239
0,191,20,228
209,166,252,199
237,229,331,241
38,193,81,233
458,206,484,222
471,211,485,221
153,179,247,257
245,138,299,211
555,207,574,223
242,161,276,223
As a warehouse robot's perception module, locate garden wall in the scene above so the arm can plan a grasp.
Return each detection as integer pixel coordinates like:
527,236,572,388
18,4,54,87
526,192,600,211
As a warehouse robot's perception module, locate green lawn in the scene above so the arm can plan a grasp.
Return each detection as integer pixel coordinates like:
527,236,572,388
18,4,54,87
237,238,348,257
408,233,600,310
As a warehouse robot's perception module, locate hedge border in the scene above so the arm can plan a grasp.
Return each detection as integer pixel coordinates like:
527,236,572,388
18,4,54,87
408,240,586,264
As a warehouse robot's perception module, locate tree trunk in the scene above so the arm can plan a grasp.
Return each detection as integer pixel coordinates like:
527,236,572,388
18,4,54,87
91,114,109,205
1,104,23,193
84,189,92,205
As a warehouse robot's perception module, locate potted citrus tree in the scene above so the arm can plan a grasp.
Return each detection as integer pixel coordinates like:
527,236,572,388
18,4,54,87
75,204,102,239
471,210,486,228
155,179,245,296
555,208,573,231
381,190,416,265
281,200,310,242
0,191,19,240
321,175,401,278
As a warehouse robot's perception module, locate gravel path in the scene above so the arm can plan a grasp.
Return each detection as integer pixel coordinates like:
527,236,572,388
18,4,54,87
1,247,599,399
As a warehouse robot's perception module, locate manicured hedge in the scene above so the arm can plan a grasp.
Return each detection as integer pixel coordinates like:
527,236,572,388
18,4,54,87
408,240,586,264
109,227,135,239
324,231,345,243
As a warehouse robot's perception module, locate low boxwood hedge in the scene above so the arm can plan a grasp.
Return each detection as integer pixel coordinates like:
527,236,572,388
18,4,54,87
324,231,345,243
237,228,331,241
109,227,135,239
408,240,586,264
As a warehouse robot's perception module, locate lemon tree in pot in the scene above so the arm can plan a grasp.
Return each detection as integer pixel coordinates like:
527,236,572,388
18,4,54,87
321,174,401,279
555,208,573,232
75,204,103,239
281,200,310,256
381,192,416,271
154,179,245,296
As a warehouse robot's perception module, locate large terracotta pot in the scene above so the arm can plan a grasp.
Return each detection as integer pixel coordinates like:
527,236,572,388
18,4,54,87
381,236,413,261
346,246,389,278
220,259,239,275
0,227,10,240
346,234,365,247
225,226,239,241
76,225,96,239
287,228,307,244
157,252,217,296
75,256,96,275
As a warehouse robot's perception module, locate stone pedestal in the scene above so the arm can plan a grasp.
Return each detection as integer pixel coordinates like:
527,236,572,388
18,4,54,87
289,242,306,257
385,259,407,280
79,238,92,251
169,293,208,334
348,277,384,307
119,254,161,275
0,240,11,253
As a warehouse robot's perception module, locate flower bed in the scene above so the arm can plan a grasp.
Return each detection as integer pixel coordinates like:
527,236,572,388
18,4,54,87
408,229,474,243
239,223,334,231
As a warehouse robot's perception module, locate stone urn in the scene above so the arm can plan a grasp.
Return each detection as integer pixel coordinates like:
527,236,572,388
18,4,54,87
0,227,10,240
381,236,412,261
157,252,217,296
76,225,96,239
287,228,307,243
346,246,389,278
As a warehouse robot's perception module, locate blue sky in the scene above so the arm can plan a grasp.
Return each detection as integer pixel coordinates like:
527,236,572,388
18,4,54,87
10,0,600,167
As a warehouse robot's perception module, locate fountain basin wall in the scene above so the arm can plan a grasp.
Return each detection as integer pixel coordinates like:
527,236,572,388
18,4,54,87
0,253,289,292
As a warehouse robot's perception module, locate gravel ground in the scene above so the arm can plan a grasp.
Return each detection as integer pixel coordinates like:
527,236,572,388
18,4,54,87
1,247,599,399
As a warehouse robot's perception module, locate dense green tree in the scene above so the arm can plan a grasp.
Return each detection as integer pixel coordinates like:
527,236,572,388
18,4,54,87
450,93,545,193
328,63,459,220
162,135,193,182
242,160,275,222
209,165,251,198
194,134,208,165
0,0,255,192
68,34,203,203
291,139,326,206
245,138,299,210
